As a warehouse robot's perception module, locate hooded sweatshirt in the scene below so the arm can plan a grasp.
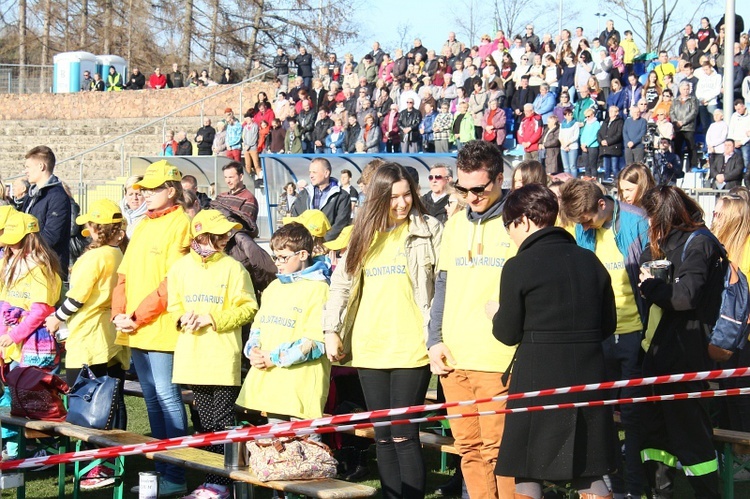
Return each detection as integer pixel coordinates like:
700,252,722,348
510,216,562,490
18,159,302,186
428,198,517,372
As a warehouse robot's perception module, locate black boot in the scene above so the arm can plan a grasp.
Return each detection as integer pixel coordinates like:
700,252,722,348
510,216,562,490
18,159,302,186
343,449,370,481
435,466,463,496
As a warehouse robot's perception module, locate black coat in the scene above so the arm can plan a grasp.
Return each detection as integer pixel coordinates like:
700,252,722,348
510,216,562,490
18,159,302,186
709,152,744,190
294,53,313,77
597,116,624,156
639,228,724,376
125,72,146,90
23,175,71,279
290,180,352,241
493,227,617,480
195,126,216,155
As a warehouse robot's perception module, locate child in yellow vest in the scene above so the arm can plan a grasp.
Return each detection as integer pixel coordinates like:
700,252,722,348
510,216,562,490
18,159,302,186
45,198,130,489
237,222,331,433
0,211,62,460
168,209,259,499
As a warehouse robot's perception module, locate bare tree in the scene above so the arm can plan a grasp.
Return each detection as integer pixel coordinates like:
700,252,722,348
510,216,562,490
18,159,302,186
79,0,87,46
102,0,113,54
603,0,720,53
18,0,26,93
452,0,486,46
180,0,193,71
492,0,535,40
244,0,264,74
41,0,51,91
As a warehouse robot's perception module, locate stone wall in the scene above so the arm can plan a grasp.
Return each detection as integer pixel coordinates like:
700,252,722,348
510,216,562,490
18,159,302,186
0,81,275,121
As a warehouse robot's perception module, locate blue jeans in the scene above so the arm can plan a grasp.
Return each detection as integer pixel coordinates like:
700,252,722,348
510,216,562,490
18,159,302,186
602,154,622,179
561,148,579,177
131,349,188,484
741,142,750,170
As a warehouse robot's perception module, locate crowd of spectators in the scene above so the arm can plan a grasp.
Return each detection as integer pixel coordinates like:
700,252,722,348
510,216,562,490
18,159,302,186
80,63,244,92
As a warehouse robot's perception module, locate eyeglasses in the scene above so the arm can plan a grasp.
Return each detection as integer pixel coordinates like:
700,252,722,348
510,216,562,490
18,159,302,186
453,179,494,197
271,251,302,263
428,174,447,181
407,101,414,104
141,186,167,197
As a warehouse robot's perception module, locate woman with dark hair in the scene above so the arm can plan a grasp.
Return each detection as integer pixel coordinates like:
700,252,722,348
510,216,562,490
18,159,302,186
637,186,723,498
254,91,270,111
512,160,547,190
323,162,442,499
493,183,616,499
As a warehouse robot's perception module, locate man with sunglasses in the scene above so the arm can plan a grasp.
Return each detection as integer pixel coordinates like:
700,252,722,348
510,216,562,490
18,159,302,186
427,141,516,499
420,165,452,223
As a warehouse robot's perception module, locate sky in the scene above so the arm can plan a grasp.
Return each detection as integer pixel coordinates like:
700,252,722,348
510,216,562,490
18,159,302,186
336,0,749,59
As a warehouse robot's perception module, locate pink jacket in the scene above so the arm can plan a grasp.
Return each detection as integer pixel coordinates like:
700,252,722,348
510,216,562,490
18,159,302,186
481,108,507,146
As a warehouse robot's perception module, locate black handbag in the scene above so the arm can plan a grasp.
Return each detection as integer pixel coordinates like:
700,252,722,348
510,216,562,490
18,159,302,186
66,365,120,429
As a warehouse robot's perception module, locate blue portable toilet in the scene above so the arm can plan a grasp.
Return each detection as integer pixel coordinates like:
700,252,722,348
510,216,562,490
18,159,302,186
96,55,127,87
53,51,98,93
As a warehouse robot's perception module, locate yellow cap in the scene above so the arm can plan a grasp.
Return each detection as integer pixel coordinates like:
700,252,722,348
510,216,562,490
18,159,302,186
0,212,39,246
0,205,17,231
133,160,182,189
282,210,331,238
324,225,353,251
76,199,123,237
191,209,241,238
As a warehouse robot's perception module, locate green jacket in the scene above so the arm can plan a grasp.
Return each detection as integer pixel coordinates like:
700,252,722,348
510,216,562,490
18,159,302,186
453,112,475,142
107,72,123,91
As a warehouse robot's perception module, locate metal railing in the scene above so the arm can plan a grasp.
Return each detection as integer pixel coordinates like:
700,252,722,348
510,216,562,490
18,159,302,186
56,69,274,184
0,64,54,94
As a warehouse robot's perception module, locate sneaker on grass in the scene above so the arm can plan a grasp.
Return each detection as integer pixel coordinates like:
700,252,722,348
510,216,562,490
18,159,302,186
181,483,230,499
80,464,116,490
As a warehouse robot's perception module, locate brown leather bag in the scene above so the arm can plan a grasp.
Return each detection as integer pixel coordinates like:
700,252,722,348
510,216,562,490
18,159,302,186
6,366,69,421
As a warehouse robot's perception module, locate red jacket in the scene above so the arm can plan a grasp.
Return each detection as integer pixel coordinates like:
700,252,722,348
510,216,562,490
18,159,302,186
517,113,543,152
253,108,275,127
381,111,400,143
149,73,167,89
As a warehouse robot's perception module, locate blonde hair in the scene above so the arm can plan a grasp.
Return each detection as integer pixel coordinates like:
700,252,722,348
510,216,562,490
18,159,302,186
711,194,750,262
124,175,143,192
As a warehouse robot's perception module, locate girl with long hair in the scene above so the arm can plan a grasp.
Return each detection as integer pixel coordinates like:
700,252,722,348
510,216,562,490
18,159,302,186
637,186,723,498
641,71,662,111
112,160,192,497
617,163,656,207
0,211,62,460
45,200,129,489
711,194,750,432
323,163,442,499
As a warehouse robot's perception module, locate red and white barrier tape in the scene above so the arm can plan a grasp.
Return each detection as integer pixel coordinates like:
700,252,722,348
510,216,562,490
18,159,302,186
2,381,750,471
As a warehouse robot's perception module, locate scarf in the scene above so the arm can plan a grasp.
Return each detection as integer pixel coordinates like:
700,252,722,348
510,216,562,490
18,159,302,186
562,119,576,129
190,240,218,259
277,255,332,284
146,205,180,219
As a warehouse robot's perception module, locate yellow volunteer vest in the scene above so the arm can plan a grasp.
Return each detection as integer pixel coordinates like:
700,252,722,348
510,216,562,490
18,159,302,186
169,251,258,386
350,223,428,369
0,262,61,362
65,246,127,369
116,208,191,351
237,279,330,419
595,228,641,334
438,213,517,372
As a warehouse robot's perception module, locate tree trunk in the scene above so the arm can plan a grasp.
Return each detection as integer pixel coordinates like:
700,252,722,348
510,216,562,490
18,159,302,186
244,0,264,74
80,0,88,47
208,0,220,77
41,0,52,92
103,0,113,54
18,0,27,94
126,0,134,64
64,0,70,52
181,0,193,72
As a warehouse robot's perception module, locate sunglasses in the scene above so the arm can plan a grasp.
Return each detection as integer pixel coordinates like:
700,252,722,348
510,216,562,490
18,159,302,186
503,218,521,232
453,179,494,197
271,250,302,263
428,174,447,181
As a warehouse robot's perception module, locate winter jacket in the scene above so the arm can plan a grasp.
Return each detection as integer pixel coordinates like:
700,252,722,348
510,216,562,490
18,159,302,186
312,117,334,145
532,91,556,124
670,95,699,132
606,90,627,116
195,126,216,155
597,116,624,156
298,109,316,142
176,139,192,156
225,230,277,299
517,113,543,152
420,111,437,142
149,73,167,90
639,229,724,376
344,124,361,153
290,178,352,241
481,108,507,146
125,72,145,90
580,119,601,148
453,113,475,143
294,53,313,78
285,125,303,153
624,83,643,110
559,121,580,150
273,54,289,76
23,175,71,279
576,198,649,323
242,122,259,151
709,152,744,189
358,125,381,153
322,211,442,363
398,108,422,143
381,111,400,144
542,124,561,171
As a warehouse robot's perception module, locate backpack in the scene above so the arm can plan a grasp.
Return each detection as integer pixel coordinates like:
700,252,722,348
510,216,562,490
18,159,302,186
682,229,750,362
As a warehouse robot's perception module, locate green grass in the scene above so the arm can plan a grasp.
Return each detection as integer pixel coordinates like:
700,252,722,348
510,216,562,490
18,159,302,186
4,393,750,498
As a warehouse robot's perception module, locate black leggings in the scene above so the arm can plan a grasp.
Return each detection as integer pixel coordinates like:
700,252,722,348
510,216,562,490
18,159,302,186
191,385,240,487
358,366,431,499
66,362,127,430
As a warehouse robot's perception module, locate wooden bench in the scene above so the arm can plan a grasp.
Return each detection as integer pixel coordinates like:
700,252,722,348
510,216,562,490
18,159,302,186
0,407,376,499
713,428,750,499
